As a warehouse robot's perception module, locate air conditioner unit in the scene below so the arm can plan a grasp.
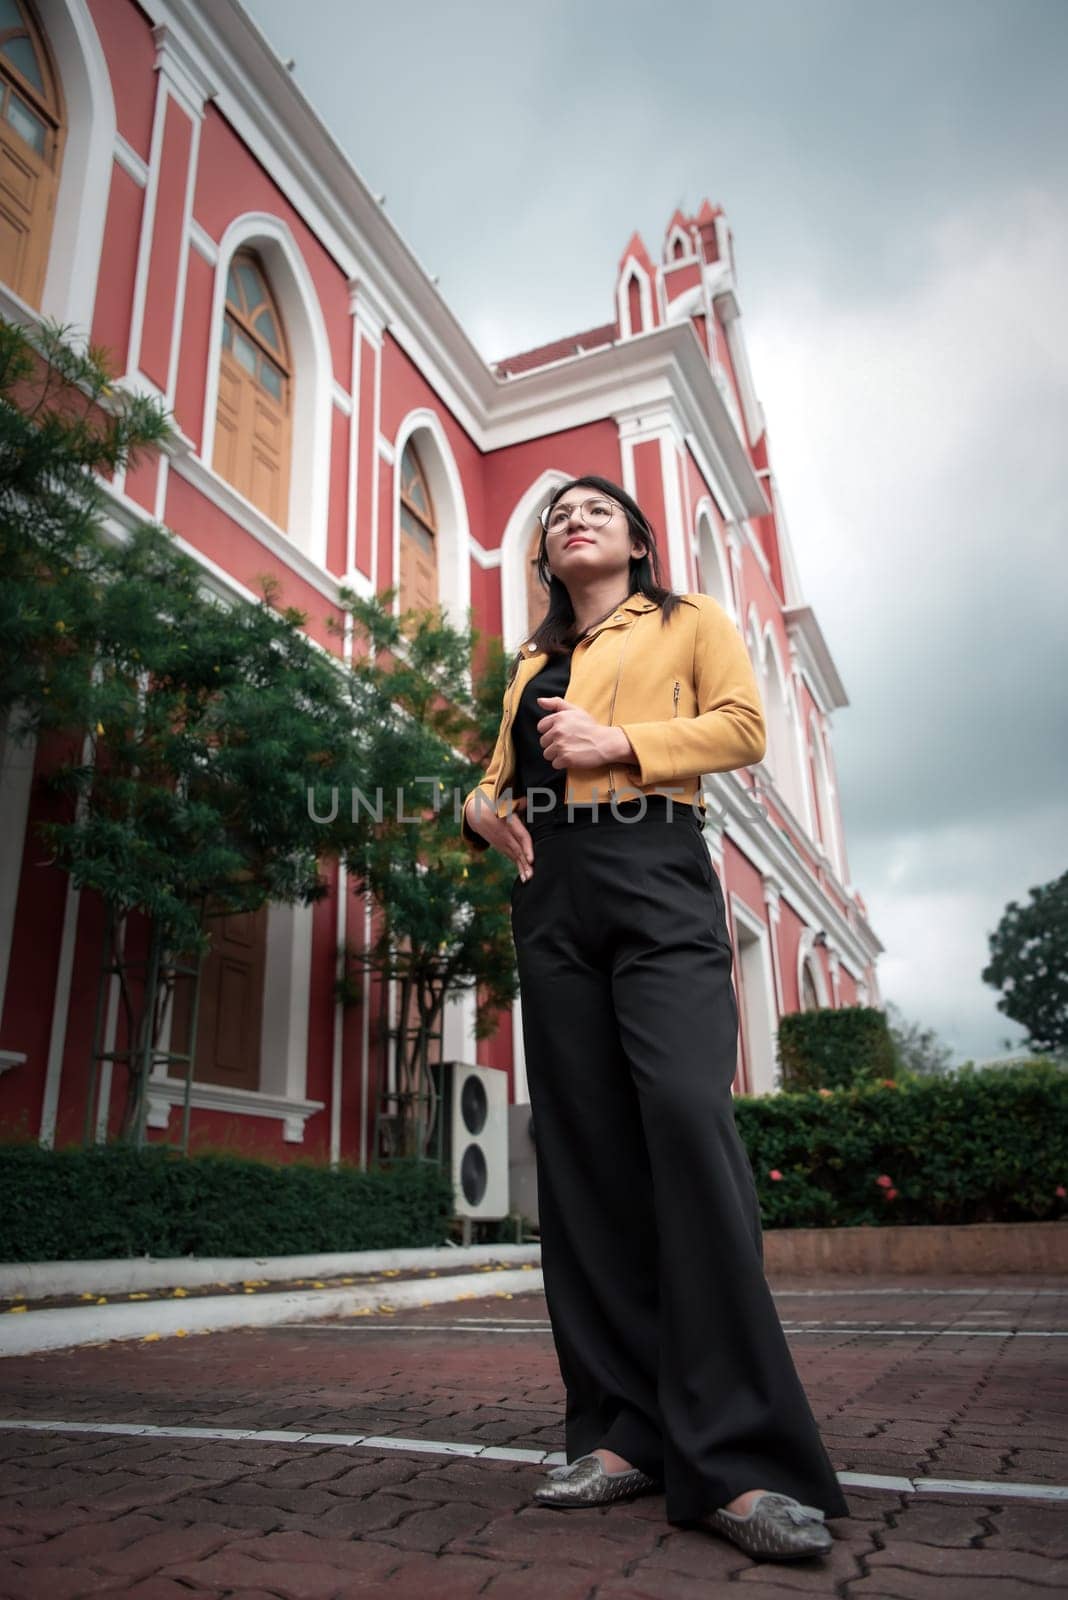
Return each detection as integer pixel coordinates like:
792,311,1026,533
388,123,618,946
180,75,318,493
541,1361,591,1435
429,1061,509,1220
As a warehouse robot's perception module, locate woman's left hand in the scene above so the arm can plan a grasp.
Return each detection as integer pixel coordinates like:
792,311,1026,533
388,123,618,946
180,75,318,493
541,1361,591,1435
535,696,633,770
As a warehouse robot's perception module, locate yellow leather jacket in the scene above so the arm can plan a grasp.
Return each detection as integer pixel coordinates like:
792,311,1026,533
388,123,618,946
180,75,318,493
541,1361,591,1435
462,591,766,851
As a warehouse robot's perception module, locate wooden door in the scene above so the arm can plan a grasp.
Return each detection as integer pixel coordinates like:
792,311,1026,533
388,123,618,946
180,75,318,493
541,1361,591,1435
171,904,268,1092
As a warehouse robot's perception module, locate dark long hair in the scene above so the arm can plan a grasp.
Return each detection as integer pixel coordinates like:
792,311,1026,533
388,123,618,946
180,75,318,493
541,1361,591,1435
512,475,683,680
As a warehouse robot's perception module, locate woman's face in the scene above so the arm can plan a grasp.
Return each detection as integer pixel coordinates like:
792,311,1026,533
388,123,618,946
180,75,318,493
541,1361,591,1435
541,487,647,588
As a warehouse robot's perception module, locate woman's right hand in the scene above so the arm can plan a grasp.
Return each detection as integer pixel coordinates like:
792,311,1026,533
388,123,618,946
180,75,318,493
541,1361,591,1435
464,795,535,881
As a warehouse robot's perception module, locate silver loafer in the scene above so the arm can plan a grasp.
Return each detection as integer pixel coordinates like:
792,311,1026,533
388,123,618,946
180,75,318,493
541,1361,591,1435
702,1491,833,1560
534,1452,660,1508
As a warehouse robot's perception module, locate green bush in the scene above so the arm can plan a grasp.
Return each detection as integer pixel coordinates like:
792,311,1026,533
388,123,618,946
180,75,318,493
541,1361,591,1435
734,1059,1068,1228
0,1143,455,1263
777,1004,897,1090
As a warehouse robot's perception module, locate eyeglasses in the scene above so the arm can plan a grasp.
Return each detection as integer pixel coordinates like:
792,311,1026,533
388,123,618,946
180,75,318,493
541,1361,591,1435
540,496,624,535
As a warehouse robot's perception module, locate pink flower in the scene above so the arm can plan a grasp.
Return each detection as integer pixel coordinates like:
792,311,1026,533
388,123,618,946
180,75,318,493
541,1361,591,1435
875,1174,893,1189
1056,1185,1066,1199
880,1078,897,1088
769,1169,783,1181
884,1188,898,1200
817,1087,833,1098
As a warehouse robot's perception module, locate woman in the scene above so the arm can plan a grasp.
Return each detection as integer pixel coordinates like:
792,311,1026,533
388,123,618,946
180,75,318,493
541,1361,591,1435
461,476,850,1563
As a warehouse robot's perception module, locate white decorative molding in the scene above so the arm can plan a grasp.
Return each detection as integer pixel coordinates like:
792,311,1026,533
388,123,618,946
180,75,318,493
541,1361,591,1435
147,1080,323,1142
331,381,353,416
348,276,389,344
0,1051,26,1074
113,132,149,187
189,218,218,264
0,712,36,1031
376,434,395,463
151,23,217,117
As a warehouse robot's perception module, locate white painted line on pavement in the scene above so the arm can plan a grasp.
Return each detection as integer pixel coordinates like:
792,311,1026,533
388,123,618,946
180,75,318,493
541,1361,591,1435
270,1320,1067,1339
1,1419,1065,1503
771,1287,1064,1297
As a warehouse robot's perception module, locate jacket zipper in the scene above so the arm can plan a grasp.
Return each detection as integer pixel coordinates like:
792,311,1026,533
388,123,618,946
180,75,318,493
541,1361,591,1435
491,671,522,806
606,624,637,797
673,680,680,717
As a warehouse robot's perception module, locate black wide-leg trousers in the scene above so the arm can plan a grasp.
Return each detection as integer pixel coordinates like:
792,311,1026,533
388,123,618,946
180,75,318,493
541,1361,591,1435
509,796,849,1524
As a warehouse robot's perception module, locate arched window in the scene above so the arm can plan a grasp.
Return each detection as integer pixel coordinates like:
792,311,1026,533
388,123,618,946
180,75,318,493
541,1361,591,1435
800,960,820,1012
213,251,291,528
0,0,64,309
525,525,545,635
399,439,438,612
627,274,642,335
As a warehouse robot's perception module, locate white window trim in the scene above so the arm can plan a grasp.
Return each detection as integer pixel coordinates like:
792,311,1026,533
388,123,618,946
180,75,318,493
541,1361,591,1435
391,407,472,630
148,899,320,1144
693,498,737,622
37,0,114,338
729,893,779,1095
498,467,573,651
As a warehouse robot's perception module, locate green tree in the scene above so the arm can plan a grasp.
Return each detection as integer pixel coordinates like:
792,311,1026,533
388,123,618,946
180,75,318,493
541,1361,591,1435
334,588,519,1161
1,318,368,1144
982,870,1068,1055
0,316,170,719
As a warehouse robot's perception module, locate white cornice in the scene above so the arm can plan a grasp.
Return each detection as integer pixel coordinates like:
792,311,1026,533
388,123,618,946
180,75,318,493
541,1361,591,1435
485,326,769,521
784,605,849,712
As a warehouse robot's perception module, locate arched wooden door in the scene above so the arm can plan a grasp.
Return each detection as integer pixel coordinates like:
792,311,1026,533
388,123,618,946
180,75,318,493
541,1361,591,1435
213,251,292,528
398,440,439,612
0,0,64,308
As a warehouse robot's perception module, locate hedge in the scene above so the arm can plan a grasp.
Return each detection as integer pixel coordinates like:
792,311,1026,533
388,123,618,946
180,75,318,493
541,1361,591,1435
2,1063,1065,1260
734,1059,1068,1228
0,1143,455,1263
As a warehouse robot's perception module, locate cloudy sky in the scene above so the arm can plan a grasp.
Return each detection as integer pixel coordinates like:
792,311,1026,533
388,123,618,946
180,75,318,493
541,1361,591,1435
243,0,1068,1064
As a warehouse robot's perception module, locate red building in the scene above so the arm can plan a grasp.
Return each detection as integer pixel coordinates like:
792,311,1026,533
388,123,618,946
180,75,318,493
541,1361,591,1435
0,0,882,1164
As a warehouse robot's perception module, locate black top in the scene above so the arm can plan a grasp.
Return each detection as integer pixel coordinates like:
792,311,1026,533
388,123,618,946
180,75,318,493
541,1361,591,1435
512,647,574,809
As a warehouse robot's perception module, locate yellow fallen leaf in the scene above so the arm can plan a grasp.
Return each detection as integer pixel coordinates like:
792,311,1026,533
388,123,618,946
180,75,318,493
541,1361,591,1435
172,1287,188,1298
80,1292,95,1301
427,1271,438,1278
340,1277,355,1284
174,1329,188,1338
142,1333,161,1342
95,1297,108,1305
521,1263,535,1271
7,1305,27,1314
128,1292,150,1300
383,1269,400,1277
243,1288,255,1295
351,1307,372,1316
312,1281,325,1289
496,1292,513,1300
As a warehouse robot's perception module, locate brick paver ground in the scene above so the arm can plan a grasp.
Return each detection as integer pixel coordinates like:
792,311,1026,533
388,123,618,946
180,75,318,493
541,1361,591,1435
0,1272,1064,1597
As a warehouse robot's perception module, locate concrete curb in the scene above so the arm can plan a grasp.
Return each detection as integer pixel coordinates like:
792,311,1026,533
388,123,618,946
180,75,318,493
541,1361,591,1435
0,1266,545,1357
0,1243,541,1300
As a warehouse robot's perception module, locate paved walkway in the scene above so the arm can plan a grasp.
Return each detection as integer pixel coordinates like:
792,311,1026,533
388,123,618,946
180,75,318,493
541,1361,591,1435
0,1272,1064,1597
